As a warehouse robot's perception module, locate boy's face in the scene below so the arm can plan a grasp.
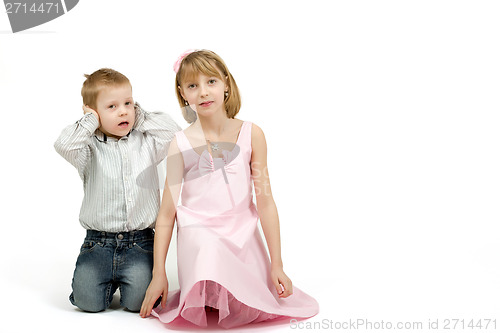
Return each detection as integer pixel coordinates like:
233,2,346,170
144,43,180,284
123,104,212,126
95,83,135,139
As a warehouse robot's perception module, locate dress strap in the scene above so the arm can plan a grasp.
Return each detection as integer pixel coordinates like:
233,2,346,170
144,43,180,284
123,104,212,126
235,121,253,163
237,121,252,148
175,130,201,169
174,131,191,152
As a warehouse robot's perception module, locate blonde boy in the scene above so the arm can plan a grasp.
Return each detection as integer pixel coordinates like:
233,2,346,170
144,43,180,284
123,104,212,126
54,68,180,312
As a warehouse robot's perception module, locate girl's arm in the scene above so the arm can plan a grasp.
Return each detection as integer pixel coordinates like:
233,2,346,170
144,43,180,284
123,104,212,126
140,136,184,318
250,123,293,298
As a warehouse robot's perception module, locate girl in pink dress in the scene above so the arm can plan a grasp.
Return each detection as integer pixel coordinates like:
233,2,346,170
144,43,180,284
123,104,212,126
140,50,319,328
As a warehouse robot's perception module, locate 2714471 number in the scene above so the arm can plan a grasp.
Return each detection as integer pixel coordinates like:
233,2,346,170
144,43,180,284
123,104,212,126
443,319,496,330
5,2,60,14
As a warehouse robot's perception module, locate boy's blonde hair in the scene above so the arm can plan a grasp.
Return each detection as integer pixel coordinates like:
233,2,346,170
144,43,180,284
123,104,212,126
81,68,131,109
175,50,241,123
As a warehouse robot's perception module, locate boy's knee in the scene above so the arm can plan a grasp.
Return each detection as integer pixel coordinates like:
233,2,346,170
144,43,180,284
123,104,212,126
70,275,115,313
70,249,114,312
70,292,107,313
120,288,146,312
123,302,142,313
119,264,152,312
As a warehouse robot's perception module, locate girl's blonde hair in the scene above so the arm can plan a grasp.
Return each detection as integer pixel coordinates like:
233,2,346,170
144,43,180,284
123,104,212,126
81,68,130,109
175,50,241,123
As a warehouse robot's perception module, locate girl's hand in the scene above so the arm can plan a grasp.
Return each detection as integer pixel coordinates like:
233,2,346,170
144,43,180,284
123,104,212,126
82,105,100,126
140,274,169,318
271,266,293,298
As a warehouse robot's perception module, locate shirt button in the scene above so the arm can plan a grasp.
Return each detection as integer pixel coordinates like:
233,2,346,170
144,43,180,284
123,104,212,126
117,234,124,240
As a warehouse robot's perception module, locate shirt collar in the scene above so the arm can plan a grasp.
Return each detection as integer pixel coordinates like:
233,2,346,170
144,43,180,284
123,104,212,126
94,129,132,143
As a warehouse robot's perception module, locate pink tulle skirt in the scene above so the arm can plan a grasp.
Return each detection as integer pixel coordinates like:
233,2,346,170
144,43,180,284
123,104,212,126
153,280,283,328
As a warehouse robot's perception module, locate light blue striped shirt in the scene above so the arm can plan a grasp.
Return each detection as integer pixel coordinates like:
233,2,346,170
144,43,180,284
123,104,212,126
54,103,181,232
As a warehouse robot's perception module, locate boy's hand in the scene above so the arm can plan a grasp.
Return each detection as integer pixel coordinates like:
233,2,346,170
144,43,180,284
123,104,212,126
82,105,100,126
140,274,169,318
271,266,293,298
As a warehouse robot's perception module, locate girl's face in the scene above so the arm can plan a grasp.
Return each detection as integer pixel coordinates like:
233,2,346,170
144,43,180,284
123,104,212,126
179,73,228,118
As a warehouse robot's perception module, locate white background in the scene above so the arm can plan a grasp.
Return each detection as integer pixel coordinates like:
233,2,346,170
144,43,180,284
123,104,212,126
1,1,499,332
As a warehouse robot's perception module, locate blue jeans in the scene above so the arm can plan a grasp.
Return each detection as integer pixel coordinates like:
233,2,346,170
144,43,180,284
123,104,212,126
69,229,154,312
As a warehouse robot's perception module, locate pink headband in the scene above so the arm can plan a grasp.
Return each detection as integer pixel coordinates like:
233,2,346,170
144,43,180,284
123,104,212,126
173,49,197,73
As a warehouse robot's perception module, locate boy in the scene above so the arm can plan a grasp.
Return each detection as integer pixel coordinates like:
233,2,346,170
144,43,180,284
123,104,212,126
54,68,180,312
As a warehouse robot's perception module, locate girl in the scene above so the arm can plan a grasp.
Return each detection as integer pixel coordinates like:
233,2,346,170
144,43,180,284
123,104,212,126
140,50,319,328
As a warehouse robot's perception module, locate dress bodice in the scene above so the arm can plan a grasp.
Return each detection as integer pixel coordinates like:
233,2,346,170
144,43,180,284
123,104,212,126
174,121,254,216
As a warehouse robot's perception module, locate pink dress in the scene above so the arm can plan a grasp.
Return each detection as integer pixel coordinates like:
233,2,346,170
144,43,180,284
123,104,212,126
152,121,319,328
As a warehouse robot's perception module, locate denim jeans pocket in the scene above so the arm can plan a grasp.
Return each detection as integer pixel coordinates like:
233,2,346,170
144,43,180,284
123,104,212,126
133,239,153,254
79,240,101,255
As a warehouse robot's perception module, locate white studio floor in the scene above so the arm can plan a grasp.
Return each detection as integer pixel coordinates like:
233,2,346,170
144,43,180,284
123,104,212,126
1,223,327,333
1,214,498,333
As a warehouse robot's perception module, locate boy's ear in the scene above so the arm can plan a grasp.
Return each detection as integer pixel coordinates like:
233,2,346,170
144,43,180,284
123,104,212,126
83,105,97,114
